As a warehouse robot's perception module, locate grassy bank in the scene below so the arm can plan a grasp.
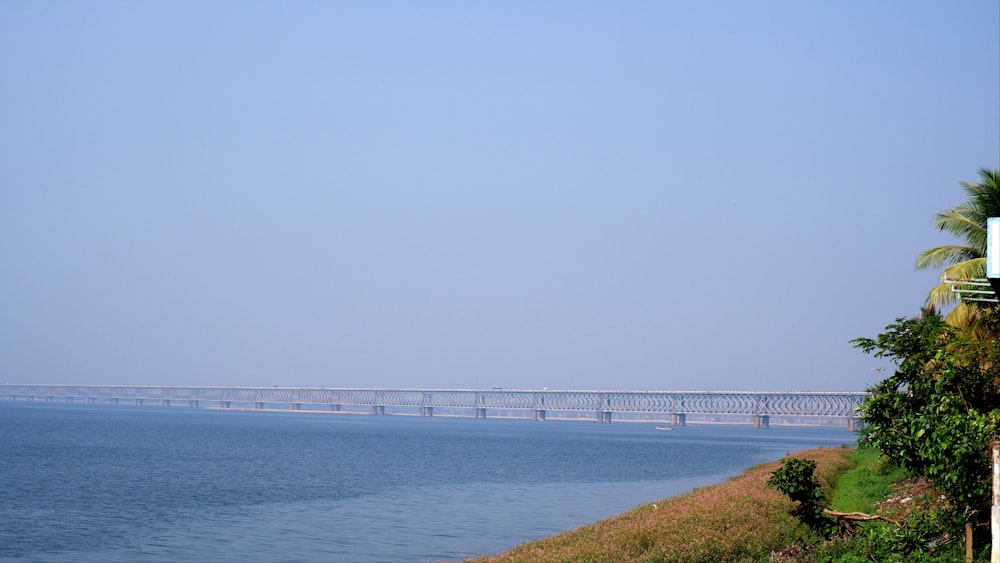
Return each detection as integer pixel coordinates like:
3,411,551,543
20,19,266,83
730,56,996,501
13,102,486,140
468,447,853,563
468,446,990,562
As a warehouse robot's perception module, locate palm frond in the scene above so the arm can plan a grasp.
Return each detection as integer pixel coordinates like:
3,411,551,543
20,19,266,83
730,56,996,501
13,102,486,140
962,168,1000,216
932,209,985,252
944,302,998,339
940,257,987,280
944,302,976,329
916,245,980,269
925,282,959,308
923,259,989,308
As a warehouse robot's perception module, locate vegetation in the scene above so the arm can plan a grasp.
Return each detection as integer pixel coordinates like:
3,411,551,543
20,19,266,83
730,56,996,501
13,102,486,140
806,448,976,563
852,313,999,521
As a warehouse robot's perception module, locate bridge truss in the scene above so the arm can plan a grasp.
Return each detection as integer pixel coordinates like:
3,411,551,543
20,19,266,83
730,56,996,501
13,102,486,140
1,385,867,428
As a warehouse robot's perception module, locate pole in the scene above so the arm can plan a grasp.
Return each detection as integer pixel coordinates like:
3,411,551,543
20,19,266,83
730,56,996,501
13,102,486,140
991,438,999,563
968,522,974,562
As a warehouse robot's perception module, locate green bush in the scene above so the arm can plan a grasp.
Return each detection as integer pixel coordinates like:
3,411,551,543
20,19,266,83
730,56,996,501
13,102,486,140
767,457,837,539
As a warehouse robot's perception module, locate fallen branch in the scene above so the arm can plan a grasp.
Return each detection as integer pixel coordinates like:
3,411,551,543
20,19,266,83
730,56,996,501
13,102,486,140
822,508,900,525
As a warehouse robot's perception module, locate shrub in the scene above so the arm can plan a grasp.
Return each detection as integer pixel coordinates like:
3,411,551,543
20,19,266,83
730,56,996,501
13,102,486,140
767,457,837,538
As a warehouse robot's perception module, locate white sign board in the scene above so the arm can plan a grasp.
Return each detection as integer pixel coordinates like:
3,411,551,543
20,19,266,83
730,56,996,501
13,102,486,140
989,217,1000,279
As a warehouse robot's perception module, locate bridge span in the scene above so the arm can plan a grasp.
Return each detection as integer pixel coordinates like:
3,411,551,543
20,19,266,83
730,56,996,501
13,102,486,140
1,384,868,429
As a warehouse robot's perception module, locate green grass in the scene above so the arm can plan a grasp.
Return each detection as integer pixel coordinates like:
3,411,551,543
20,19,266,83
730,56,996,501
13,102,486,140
828,447,908,514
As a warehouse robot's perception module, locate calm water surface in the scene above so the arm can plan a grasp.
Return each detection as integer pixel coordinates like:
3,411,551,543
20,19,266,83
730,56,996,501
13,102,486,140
0,402,854,562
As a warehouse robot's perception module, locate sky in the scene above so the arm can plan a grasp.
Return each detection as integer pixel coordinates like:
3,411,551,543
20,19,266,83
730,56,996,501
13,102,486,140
1,1,998,392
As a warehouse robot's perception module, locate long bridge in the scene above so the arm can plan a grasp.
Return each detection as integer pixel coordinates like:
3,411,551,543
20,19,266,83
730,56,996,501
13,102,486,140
0,384,868,429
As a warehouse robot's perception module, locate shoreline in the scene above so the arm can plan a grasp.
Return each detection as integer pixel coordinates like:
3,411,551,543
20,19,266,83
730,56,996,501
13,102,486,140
467,446,853,562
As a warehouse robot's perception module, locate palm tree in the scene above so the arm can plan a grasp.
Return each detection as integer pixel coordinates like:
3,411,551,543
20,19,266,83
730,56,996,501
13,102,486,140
916,168,1000,332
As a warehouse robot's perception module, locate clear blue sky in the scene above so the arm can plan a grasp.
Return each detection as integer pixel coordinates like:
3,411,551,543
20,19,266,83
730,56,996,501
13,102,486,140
2,1,998,392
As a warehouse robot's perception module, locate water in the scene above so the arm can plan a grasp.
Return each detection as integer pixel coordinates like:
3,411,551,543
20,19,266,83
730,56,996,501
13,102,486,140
0,402,854,562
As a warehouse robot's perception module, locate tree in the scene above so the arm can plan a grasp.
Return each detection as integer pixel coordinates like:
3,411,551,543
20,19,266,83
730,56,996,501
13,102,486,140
852,311,1000,539
916,168,1000,334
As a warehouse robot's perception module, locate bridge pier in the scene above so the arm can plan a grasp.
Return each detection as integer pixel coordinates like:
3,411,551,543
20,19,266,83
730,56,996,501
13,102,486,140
161,399,170,407
110,398,118,405
219,401,230,409
670,413,686,426
533,409,546,421
253,402,264,410
133,399,143,406
420,407,433,417
753,415,770,429
373,405,385,415
847,417,861,432
597,411,612,423
45,396,53,403
290,403,301,411
87,397,96,404
328,404,340,412
188,400,199,408
474,408,487,419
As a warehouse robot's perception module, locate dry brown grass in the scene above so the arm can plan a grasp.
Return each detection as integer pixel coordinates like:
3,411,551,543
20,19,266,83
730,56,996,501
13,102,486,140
467,447,853,563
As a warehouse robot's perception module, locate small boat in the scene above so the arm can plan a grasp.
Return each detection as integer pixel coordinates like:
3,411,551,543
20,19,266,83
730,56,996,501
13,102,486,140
655,426,673,431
